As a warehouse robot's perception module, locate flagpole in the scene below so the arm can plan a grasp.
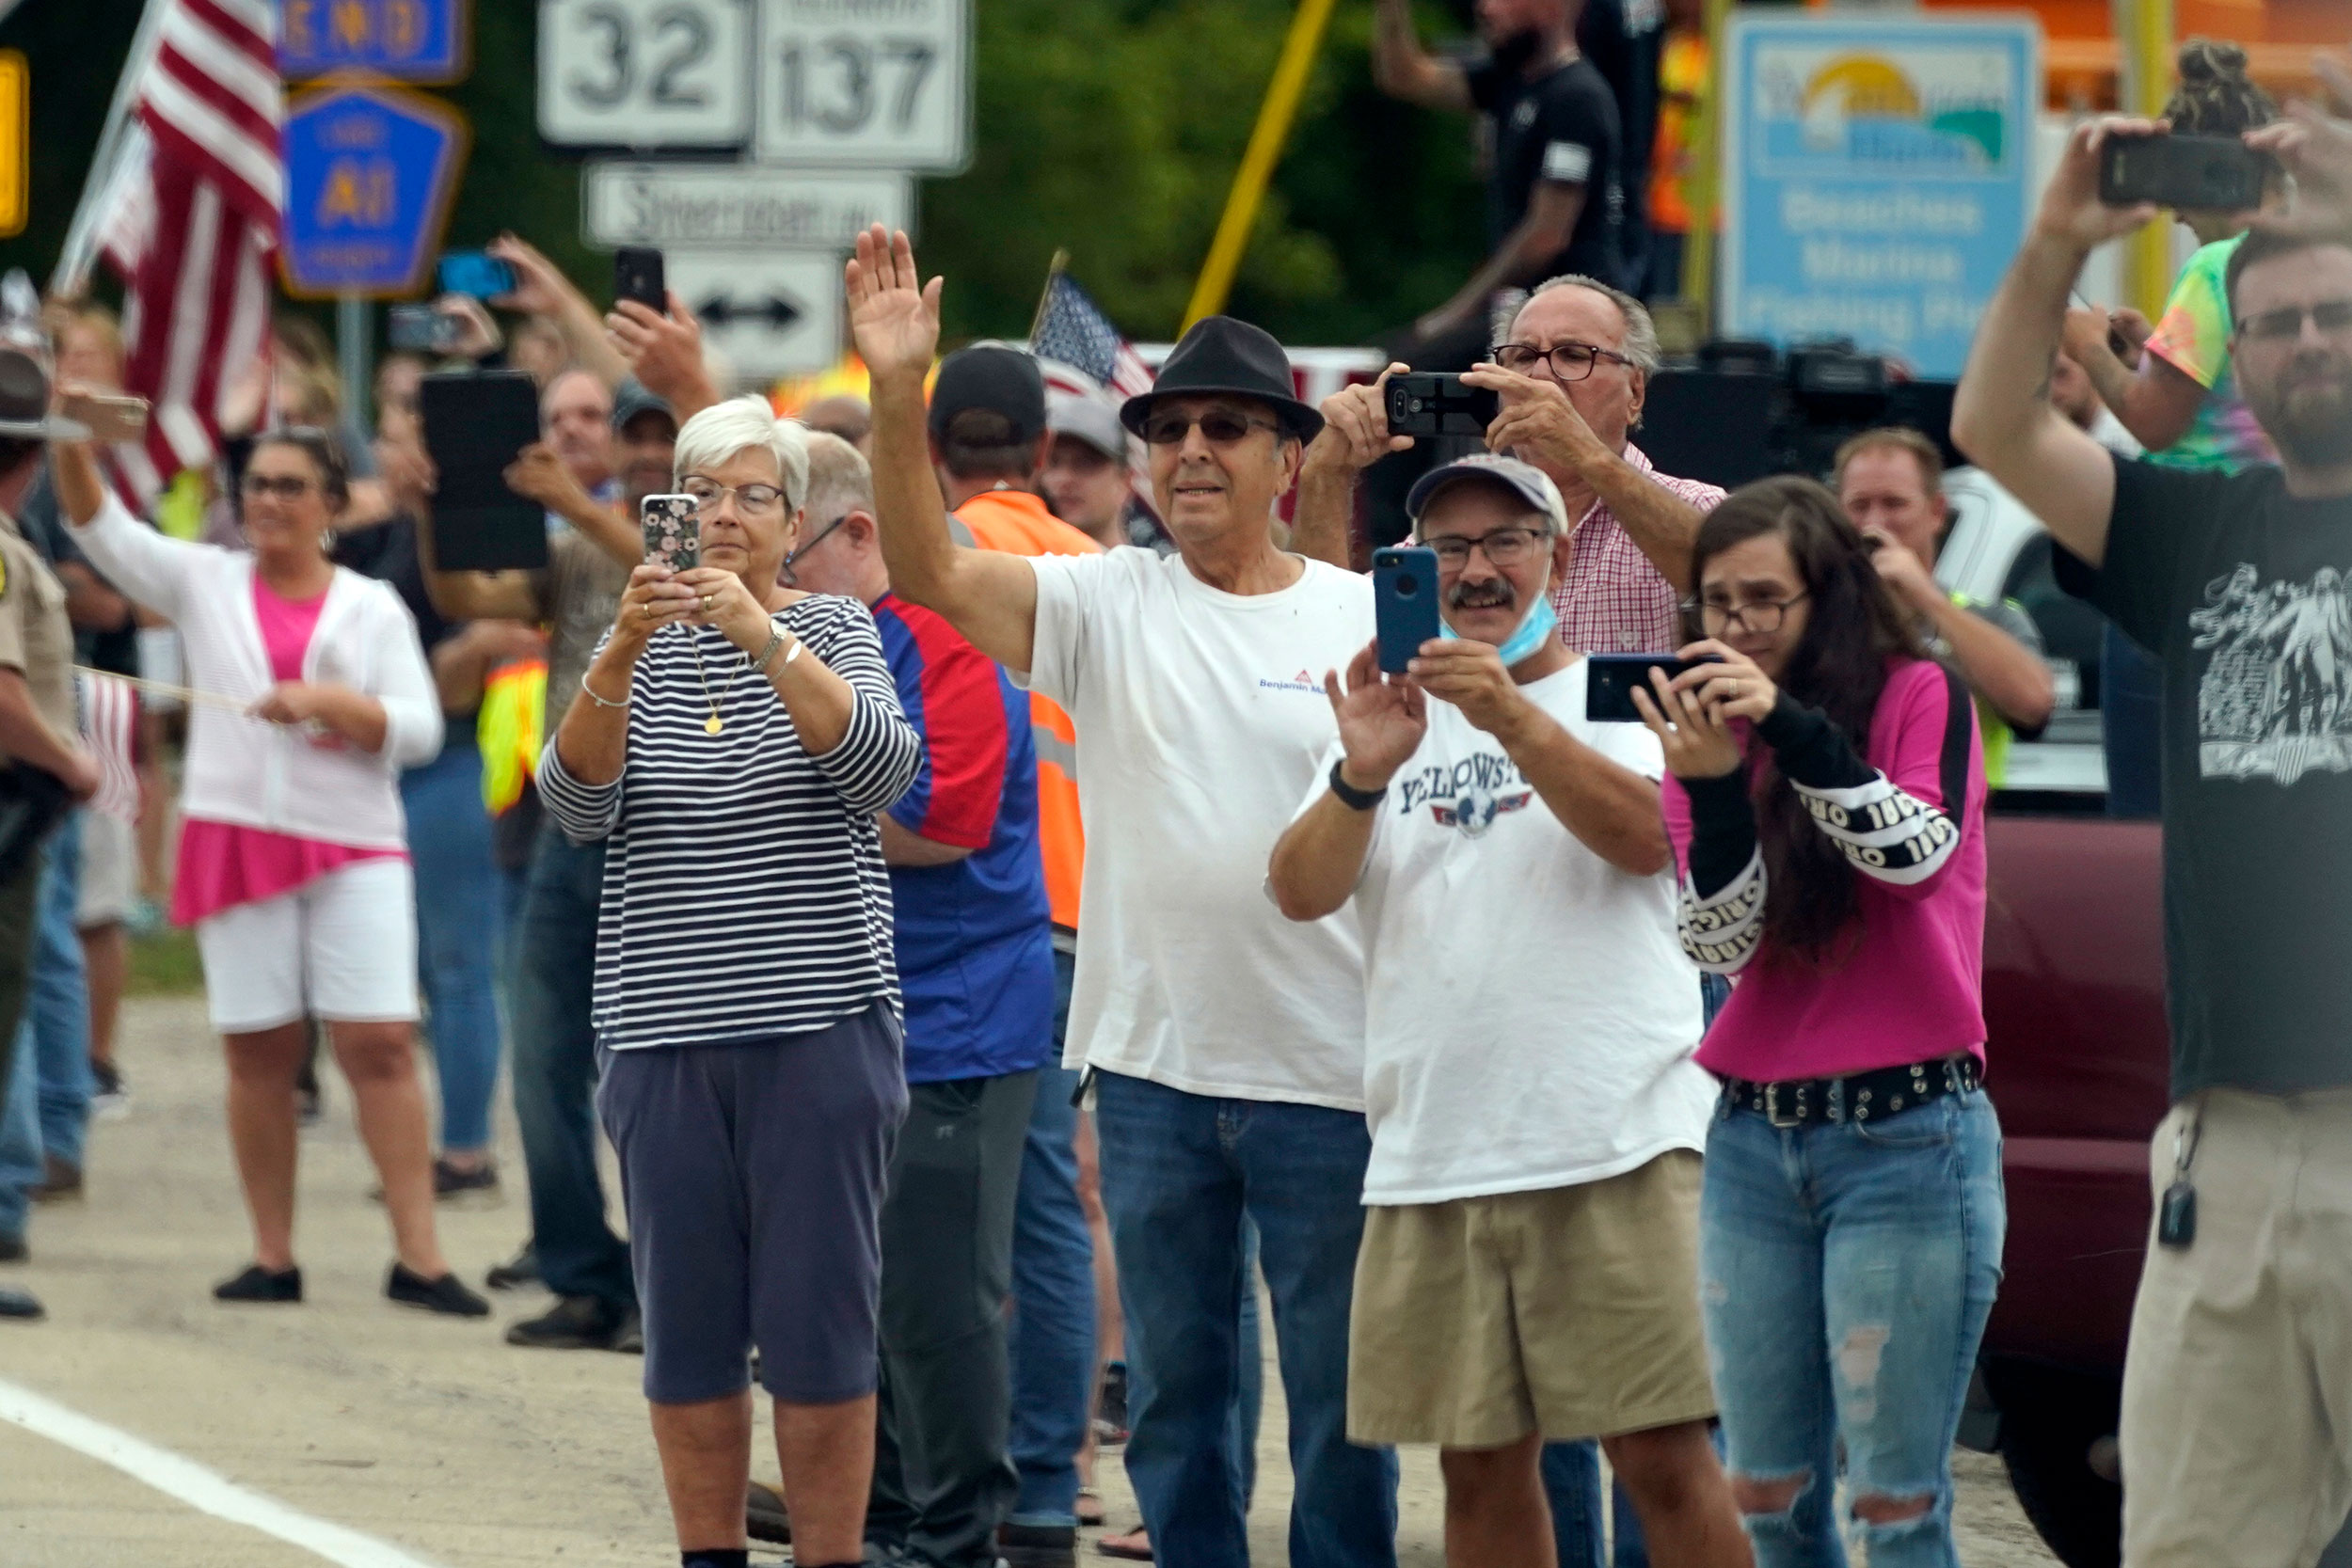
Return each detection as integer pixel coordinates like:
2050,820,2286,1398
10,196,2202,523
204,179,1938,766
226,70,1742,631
50,0,173,295
1028,249,1071,344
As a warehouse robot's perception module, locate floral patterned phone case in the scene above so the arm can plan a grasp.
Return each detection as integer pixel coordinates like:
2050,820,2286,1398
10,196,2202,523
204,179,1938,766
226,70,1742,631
641,494,699,571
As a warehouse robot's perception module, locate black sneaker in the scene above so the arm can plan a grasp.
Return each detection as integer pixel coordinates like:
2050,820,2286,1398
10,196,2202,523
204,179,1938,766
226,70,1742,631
0,1231,24,1264
0,1285,42,1321
32,1153,83,1203
1094,1361,1130,1447
505,1294,632,1349
386,1264,490,1317
89,1058,130,1122
215,1263,303,1303
612,1312,644,1354
1001,1522,1078,1567
485,1241,539,1291
432,1158,501,1206
747,1480,791,1544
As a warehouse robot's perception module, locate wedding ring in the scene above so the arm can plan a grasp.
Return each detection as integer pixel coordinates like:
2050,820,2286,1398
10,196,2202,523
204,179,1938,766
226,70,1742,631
1666,721,1680,735
701,594,714,613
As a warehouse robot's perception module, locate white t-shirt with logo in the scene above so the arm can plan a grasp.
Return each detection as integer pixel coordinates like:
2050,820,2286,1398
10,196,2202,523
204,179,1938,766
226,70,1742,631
1308,657,1714,1204
1025,547,1373,1109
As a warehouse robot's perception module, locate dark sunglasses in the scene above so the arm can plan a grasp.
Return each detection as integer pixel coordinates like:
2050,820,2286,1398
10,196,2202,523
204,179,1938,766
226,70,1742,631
1138,410,1281,447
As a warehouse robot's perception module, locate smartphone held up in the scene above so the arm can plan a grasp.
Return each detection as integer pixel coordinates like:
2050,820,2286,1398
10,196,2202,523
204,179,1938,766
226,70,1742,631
1374,546,1442,673
2098,132,2269,213
642,494,699,572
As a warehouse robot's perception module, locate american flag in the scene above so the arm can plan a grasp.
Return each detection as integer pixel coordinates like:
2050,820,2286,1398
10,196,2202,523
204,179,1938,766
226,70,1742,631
97,0,282,506
75,673,141,824
1030,270,1156,515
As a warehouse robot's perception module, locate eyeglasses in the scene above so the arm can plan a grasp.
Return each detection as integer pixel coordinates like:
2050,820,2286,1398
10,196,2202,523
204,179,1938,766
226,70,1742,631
240,473,317,499
681,476,787,515
1490,341,1635,382
2235,300,2352,344
1421,527,1549,568
1138,409,1281,447
1687,593,1810,633
782,514,850,581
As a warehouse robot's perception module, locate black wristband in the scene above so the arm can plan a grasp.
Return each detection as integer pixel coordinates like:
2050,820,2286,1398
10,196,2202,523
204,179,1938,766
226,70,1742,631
1328,757,1386,811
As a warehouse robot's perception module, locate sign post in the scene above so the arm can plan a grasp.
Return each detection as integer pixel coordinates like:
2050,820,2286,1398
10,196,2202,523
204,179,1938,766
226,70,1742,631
1720,14,2042,378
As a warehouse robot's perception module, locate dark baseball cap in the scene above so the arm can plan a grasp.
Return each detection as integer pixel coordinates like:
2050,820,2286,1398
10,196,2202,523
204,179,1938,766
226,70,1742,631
929,342,1046,445
611,377,675,436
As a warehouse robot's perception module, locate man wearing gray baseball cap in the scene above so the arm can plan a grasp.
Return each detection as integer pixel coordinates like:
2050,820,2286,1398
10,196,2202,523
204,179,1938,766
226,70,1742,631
1041,393,1152,554
1269,452,1746,1568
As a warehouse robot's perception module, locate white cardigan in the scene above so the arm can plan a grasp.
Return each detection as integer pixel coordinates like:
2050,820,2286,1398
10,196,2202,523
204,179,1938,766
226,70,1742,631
72,496,443,851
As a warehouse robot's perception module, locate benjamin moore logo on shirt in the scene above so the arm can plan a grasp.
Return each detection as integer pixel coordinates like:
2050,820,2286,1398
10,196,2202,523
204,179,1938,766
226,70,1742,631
1259,670,1321,694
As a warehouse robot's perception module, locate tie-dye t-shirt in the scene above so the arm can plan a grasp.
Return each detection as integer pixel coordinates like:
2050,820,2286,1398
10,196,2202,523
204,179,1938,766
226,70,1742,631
2144,234,2278,474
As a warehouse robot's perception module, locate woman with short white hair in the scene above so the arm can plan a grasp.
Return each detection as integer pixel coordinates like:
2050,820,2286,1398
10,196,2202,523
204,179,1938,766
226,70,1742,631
539,395,921,1568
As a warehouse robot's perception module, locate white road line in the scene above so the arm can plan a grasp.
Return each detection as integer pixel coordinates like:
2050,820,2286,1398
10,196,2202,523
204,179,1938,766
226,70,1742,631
0,1377,447,1568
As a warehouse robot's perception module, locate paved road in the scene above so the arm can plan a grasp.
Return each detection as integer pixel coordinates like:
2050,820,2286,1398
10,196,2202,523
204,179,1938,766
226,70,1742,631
0,996,2061,1566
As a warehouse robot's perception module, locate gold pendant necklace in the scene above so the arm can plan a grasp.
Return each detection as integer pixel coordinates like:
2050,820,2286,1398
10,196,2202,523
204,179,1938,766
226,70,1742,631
688,628,741,736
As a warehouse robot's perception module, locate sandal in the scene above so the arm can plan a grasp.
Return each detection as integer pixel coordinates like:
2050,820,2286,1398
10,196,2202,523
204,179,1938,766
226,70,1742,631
1097,1525,1152,1560
1075,1488,1106,1528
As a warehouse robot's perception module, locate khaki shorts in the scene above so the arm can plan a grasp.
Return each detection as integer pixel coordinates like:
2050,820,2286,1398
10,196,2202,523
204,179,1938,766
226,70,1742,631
75,808,138,929
2121,1090,2352,1567
1348,1150,1716,1448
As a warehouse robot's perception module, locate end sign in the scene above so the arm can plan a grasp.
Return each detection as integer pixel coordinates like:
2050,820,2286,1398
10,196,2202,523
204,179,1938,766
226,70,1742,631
280,83,469,298
278,0,469,83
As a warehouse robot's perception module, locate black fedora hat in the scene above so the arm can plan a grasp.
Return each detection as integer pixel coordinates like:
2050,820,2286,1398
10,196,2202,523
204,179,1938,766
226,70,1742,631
1120,316,1322,444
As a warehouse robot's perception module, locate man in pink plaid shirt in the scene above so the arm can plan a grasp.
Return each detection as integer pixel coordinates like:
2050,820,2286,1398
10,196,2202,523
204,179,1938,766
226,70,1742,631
1296,276,1721,655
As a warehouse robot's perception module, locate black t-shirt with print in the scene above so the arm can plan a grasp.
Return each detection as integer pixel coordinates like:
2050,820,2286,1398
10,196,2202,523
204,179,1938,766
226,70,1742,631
2056,454,2352,1098
1465,55,1627,291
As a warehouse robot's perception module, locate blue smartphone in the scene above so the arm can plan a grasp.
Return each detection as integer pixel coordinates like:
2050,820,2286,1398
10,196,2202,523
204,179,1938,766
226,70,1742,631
437,250,516,300
1374,546,1441,674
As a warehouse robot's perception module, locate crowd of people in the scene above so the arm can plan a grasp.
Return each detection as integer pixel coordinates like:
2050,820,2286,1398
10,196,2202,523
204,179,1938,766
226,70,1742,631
0,24,2348,1568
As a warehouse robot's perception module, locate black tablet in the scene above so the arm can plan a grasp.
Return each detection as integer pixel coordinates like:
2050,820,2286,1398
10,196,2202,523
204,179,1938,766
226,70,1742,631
419,370,548,573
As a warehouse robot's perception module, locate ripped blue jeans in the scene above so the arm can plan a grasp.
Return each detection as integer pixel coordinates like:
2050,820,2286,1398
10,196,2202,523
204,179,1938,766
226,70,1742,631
1699,1086,2004,1568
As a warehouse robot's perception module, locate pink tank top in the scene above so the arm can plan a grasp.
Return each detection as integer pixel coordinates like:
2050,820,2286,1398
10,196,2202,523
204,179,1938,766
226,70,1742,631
170,577,402,927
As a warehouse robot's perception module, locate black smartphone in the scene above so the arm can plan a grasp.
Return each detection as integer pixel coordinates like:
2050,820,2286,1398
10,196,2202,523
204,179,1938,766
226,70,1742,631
642,494,700,571
1385,372,1500,440
388,303,462,354
437,250,516,300
1374,546,1442,674
1585,653,1713,723
2099,133,2268,212
614,246,666,312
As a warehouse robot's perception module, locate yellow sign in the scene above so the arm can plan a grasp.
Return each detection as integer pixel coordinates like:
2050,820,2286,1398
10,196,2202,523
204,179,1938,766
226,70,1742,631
0,52,24,240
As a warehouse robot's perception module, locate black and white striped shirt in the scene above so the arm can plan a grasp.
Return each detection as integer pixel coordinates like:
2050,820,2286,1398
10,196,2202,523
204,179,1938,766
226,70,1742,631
538,594,922,1051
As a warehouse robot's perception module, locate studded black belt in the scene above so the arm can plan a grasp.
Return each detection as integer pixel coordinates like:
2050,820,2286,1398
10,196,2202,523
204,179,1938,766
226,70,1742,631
1721,1053,1982,1129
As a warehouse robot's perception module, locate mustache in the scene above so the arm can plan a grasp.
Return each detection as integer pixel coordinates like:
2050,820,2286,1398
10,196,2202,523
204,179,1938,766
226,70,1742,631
1447,580,1516,610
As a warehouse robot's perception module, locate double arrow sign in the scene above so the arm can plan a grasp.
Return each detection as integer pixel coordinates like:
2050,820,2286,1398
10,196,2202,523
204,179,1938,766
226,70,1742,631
696,293,803,330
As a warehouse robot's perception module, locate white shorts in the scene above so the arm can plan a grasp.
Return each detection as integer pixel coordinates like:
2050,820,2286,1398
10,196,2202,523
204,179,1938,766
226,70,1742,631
75,810,139,929
194,857,421,1034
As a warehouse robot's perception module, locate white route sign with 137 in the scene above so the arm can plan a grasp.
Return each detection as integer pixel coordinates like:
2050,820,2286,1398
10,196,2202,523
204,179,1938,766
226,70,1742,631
540,0,755,150
583,165,913,250
668,250,844,378
754,0,971,171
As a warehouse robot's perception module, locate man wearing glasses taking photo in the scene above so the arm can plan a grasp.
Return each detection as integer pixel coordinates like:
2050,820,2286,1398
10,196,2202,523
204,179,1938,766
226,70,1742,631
1300,275,1722,657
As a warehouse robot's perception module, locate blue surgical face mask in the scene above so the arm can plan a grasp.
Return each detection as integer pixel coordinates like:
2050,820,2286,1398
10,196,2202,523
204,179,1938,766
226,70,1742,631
1441,584,1557,667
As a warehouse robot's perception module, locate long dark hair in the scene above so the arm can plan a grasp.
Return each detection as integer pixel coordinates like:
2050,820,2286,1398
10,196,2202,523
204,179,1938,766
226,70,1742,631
1690,477,1926,964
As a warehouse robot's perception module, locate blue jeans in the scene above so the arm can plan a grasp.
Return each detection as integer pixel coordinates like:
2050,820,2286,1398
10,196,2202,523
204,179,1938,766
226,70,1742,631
1008,950,1097,1527
402,735,505,1154
1701,1088,2006,1568
0,1006,38,1239
511,825,634,1308
29,814,87,1169
1094,1069,1398,1568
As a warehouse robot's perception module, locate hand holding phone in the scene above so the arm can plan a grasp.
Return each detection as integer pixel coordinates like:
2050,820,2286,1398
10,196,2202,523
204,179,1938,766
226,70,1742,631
642,494,699,571
437,250,517,300
1385,373,1501,440
388,304,463,355
2099,132,2270,213
615,247,666,312
1374,546,1442,673
57,390,148,443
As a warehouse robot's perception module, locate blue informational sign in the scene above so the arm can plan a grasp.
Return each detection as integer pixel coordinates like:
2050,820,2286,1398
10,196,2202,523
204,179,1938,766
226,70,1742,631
1720,15,2042,378
278,0,469,83
280,84,469,298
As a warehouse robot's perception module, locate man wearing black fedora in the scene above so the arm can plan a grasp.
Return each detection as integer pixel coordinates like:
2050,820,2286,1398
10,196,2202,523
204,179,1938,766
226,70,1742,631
850,226,1400,1567
0,341,105,1324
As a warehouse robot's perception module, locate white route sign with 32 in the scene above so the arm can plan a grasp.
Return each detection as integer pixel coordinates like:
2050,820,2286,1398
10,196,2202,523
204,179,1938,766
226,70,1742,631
540,0,755,150
754,0,971,172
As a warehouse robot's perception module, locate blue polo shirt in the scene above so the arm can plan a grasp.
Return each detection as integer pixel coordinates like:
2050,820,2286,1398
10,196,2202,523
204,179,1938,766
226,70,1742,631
872,591,1056,1084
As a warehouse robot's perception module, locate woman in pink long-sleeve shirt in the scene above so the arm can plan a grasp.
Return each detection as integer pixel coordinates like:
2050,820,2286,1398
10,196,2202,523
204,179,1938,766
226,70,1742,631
1631,476,2002,1567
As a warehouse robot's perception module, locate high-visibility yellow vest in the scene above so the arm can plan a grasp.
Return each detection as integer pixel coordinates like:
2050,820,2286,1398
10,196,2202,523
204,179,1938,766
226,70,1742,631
477,657,547,815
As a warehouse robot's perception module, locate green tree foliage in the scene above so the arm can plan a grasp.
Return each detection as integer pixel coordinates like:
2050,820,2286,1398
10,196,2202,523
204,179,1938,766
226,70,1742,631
0,0,1491,349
